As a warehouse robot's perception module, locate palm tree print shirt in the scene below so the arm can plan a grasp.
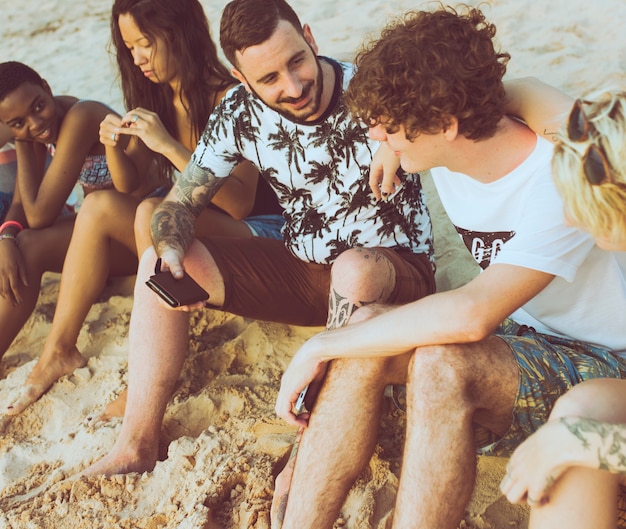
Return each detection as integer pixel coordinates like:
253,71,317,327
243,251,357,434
191,58,434,265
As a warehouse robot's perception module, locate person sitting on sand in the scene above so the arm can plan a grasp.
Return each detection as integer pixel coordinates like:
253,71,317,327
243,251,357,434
80,0,436,478
500,87,626,529
1,0,284,418
272,8,626,529
0,61,135,360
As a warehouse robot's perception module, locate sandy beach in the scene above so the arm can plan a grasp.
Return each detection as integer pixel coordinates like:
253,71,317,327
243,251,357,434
1,0,626,528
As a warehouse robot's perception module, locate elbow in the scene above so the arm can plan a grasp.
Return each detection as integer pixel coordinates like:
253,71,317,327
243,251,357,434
26,212,57,229
454,297,498,343
227,198,255,221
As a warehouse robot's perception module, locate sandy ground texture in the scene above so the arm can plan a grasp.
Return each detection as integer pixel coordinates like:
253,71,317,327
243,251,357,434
2,0,626,528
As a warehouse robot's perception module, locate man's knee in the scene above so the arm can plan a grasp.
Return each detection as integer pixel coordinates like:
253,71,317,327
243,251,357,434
330,247,395,301
408,345,478,404
326,355,402,388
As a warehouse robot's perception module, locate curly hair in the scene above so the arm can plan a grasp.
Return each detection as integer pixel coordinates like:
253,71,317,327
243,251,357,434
0,61,45,103
345,5,510,141
552,91,626,246
111,0,234,182
220,0,303,69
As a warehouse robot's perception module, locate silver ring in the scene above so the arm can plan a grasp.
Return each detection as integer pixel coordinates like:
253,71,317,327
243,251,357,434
527,496,541,507
111,132,116,141
131,114,139,123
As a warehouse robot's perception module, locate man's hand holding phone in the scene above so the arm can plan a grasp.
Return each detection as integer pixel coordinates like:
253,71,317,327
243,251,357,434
146,256,209,310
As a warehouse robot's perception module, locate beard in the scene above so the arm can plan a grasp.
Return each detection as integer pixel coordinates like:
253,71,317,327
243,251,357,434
247,54,325,124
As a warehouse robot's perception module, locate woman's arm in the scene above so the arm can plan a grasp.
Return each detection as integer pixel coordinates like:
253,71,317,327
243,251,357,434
504,77,574,144
502,416,626,507
99,112,155,194
17,100,110,227
210,160,258,221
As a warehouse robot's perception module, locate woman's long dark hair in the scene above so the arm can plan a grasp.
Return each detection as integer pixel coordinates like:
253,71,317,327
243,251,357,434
111,0,235,182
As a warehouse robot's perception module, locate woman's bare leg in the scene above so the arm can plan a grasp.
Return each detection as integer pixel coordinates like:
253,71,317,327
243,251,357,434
6,191,139,415
0,219,74,359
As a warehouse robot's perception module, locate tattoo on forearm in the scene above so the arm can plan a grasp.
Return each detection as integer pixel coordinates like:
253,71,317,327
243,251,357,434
151,202,195,255
561,416,626,474
151,163,225,254
175,163,225,217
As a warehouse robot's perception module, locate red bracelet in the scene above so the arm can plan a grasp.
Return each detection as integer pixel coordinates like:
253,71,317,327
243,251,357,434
0,220,24,234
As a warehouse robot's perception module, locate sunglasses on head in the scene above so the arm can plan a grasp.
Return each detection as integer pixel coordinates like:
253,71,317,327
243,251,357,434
566,98,615,186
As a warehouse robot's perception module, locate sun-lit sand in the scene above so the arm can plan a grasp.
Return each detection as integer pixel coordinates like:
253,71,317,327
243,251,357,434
1,1,625,527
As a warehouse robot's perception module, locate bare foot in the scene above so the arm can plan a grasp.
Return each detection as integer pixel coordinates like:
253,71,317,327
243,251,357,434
5,345,86,416
81,441,158,477
86,388,128,425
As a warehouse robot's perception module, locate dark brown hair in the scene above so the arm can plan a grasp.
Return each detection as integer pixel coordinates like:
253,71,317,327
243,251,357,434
111,0,235,182
345,5,510,141
220,0,303,68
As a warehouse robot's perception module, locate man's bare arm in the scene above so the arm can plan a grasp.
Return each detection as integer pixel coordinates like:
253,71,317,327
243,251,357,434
504,77,574,144
151,162,225,259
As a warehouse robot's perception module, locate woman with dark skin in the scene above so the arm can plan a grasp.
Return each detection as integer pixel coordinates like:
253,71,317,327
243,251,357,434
0,61,138,361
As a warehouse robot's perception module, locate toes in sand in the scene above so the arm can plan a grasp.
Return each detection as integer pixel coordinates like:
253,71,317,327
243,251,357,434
5,348,86,416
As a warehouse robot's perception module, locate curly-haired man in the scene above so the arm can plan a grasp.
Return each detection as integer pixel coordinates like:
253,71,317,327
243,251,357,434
275,6,626,529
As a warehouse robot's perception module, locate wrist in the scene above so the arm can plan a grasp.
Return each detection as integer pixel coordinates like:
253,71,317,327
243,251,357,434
0,233,19,245
0,220,24,236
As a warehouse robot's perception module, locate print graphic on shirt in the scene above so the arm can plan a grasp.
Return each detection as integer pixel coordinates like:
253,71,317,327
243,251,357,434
193,58,434,265
456,226,515,270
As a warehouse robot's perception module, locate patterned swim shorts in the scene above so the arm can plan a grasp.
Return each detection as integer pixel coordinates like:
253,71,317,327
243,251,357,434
478,319,626,457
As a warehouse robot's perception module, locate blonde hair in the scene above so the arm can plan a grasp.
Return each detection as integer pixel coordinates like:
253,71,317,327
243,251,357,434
552,90,626,245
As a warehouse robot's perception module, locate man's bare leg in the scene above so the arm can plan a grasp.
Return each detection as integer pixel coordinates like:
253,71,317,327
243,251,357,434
281,352,410,529
82,240,226,476
280,247,423,529
392,338,518,529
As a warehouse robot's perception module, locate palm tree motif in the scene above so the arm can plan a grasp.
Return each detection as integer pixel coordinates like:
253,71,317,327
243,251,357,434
334,112,368,169
296,207,331,261
326,230,363,262
267,122,306,186
306,159,340,199
334,165,374,224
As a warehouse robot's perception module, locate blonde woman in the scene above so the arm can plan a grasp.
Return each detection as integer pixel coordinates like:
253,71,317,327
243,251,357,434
501,83,626,529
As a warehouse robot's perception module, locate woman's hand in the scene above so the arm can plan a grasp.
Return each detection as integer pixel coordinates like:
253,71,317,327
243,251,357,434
0,239,28,305
99,113,126,148
117,108,176,157
500,417,600,507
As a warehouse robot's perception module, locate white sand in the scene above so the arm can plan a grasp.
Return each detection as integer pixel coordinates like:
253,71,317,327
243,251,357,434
1,1,625,528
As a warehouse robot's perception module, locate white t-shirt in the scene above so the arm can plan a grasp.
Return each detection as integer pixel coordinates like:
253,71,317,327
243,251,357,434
190,58,433,265
431,135,626,351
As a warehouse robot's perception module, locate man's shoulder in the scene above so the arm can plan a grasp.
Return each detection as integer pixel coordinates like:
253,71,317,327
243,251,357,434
321,56,355,87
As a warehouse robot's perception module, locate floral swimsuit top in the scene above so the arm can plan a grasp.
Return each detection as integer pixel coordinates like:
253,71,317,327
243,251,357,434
47,144,113,193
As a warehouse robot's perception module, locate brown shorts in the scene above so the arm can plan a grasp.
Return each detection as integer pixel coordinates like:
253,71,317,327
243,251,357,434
198,237,435,327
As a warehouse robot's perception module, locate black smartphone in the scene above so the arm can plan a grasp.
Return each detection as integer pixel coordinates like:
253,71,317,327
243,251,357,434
145,258,209,308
